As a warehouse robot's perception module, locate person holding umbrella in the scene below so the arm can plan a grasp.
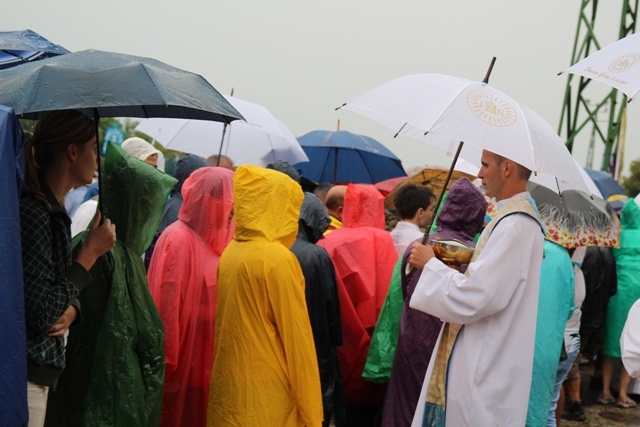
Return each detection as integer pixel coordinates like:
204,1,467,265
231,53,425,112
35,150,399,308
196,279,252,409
408,150,545,427
20,110,116,426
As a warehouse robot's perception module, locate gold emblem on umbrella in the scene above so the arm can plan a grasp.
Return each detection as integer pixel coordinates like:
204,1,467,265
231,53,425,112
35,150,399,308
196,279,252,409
467,90,517,127
608,53,640,73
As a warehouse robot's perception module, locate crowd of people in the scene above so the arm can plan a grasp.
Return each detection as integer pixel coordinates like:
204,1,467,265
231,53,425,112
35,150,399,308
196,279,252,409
16,110,640,427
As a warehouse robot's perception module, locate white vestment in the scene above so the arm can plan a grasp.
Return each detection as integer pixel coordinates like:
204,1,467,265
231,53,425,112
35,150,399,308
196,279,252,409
410,193,544,427
622,299,640,378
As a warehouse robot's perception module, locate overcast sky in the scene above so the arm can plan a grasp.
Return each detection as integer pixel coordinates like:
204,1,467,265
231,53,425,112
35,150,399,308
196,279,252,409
4,1,638,178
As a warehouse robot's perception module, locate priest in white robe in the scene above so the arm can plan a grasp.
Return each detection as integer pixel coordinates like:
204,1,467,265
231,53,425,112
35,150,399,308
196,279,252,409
407,149,545,427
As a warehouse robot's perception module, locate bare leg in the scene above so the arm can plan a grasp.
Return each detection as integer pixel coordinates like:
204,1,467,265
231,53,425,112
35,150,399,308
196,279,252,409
601,356,614,397
619,366,632,400
565,377,581,401
556,387,565,426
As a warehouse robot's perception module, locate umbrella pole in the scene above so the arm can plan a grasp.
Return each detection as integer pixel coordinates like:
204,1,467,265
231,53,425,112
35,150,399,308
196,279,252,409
333,148,338,184
407,140,464,277
215,119,229,167
94,110,104,225
215,88,234,167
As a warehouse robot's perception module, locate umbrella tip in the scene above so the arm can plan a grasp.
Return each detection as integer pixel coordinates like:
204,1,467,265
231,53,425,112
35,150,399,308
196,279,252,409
482,57,497,84
335,102,346,111
394,122,408,138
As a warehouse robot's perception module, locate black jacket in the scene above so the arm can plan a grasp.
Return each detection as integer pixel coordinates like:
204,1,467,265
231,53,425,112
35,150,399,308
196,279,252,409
291,192,345,427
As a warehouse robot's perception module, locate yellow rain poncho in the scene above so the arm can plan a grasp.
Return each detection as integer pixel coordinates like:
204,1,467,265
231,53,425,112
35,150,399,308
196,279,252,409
208,166,323,427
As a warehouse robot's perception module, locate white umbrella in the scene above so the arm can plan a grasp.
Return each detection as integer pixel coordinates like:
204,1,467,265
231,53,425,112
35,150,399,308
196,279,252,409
337,73,589,193
529,159,602,196
135,95,308,166
560,32,640,101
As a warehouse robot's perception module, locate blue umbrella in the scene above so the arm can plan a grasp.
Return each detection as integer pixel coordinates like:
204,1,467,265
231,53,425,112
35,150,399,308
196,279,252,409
0,29,69,70
584,168,626,199
294,130,406,184
584,168,628,212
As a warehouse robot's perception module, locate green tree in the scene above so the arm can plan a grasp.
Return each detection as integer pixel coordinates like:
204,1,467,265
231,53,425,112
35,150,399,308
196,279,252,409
621,159,640,198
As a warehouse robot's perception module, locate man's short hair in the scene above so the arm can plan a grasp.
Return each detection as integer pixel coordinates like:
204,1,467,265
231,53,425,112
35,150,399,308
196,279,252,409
207,154,235,170
394,184,435,220
325,186,347,211
493,153,532,181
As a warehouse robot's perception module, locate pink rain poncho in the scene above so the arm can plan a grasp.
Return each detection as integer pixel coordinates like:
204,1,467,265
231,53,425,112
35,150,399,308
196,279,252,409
147,167,234,427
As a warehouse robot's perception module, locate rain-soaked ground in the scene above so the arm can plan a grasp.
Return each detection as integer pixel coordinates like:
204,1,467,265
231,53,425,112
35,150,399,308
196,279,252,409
563,363,640,427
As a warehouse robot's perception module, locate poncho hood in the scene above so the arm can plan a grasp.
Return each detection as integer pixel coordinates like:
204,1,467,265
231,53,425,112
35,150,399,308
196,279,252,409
434,177,487,246
620,197,640,230
178,167,234,254
233,165,303,249
297,192,331,244
342,184,385,229
102,142,176,255
172,154,209,196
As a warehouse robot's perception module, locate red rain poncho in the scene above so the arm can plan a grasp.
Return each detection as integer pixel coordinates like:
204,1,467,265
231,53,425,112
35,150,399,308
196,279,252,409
148,167,234,427
318,184,398,404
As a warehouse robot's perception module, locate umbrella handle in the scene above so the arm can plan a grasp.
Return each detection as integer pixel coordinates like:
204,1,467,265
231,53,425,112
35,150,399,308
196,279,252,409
405,140,465,279
94,110,104,226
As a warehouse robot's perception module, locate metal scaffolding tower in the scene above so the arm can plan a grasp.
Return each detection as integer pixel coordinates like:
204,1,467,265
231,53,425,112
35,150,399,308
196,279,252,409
558,0,638,176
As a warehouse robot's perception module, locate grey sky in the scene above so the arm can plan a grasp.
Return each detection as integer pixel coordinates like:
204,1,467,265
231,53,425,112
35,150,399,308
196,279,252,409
4,1,637,178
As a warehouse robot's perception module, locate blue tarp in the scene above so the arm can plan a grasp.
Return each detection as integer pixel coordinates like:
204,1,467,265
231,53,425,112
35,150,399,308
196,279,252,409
0,104,27,425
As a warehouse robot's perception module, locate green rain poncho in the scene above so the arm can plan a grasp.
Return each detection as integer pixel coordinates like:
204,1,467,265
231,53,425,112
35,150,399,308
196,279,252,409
45,142,177,426
604,198,640,357
363,193,449,382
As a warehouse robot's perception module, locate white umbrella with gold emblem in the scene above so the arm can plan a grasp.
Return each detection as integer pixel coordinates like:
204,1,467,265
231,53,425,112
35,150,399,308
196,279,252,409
559,32,640,101
336,72,588,192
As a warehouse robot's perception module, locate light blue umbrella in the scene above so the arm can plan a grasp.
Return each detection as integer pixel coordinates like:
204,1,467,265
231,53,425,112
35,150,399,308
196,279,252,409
293,130,406,184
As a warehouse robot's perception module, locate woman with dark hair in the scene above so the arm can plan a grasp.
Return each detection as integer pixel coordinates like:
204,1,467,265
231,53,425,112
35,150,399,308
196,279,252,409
20,110,116,426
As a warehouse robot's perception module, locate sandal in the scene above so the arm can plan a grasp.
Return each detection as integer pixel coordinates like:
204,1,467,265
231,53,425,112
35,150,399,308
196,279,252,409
617,396,637,408
598,393,615,405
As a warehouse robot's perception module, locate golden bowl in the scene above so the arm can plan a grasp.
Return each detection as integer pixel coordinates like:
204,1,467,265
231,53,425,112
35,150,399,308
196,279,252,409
431,239,474,265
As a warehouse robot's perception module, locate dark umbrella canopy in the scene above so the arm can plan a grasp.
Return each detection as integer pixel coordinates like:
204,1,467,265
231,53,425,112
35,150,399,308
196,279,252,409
0,49,243,122
294,130,406,184
0,29,69,70
527,181,621,248
0,48,242,219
